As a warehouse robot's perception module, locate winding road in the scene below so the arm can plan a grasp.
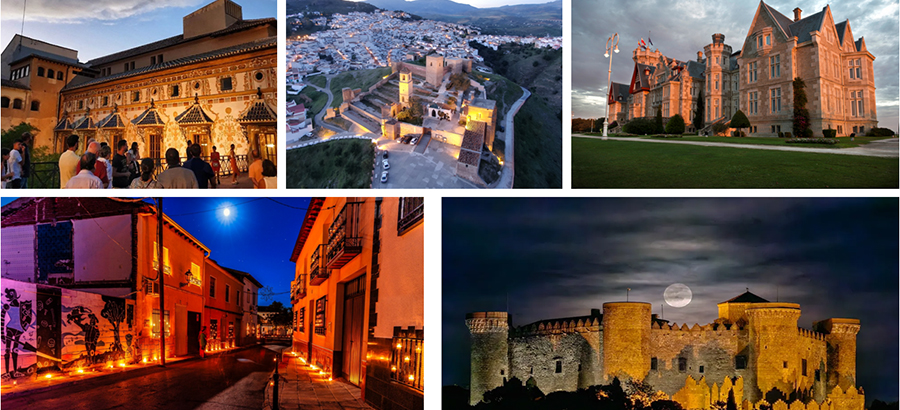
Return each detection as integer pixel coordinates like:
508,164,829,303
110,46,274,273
307,75,344,134
495,86,531,188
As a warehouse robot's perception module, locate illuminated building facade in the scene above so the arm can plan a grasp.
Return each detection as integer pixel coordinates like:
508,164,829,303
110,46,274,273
290,197,424,410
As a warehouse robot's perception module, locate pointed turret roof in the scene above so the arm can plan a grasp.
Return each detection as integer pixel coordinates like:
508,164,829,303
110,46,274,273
238,89,276,124
722,291,769,304
175,95,214,125
98,104,126,129
132,99,165,126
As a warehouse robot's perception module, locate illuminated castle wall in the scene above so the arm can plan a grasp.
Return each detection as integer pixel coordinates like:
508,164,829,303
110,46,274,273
466,291,863,410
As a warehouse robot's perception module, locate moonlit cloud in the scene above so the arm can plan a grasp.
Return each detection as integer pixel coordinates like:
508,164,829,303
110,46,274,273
0,0,205,22
572,0,900,132
443,198,898,404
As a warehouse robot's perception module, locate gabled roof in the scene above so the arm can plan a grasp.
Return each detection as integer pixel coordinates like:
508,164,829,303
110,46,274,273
8,52,90,71
86,18,276,67
98,106,126,129
687,60,707,79
787,6,828,44
74,114,96,130
629,63,656,94
608,82,630,104
54,115,74,131
220,265,263,288
855,37,864,51
238,99,277,124
834,20,848,44
175,97,214,125
132,101,166,126
63,37,276,91
721,291,769,304
760,1,796,40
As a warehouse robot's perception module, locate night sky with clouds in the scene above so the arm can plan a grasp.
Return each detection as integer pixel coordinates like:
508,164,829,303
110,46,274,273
1,0,276,62
442,198,898,404
572,0,899,132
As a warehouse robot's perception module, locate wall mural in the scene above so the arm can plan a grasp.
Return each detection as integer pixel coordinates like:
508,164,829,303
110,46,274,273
2,279,136,376
1,285,36,379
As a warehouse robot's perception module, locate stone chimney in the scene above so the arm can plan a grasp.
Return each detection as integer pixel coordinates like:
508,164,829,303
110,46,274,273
697,51,703,62
793,7,802,22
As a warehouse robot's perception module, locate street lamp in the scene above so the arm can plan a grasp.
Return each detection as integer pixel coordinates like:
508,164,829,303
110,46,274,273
603,33,619,140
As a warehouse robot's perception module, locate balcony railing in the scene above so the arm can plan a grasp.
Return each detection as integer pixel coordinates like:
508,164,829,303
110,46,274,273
397,197,424,235
391,326,424,391
309,244,329,285
326,202,363,269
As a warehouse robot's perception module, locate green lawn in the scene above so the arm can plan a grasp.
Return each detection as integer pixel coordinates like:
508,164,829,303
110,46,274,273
307,75,327,88
670,135,893,149
287,139,375,188
330,67,392,108
572,138,898,188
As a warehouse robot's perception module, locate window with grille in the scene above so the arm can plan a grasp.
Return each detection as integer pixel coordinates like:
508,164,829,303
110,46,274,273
150,309,170,338
297,307,305,332
225,284,231,303
314,296,327,335
398,197,424,235
210,276,217,298
153,242,171,275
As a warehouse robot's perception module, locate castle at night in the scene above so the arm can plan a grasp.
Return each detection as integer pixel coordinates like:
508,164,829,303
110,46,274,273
466,291,865,410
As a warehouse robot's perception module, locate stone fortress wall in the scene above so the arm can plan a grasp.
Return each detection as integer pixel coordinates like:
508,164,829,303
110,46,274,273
467,292,864,410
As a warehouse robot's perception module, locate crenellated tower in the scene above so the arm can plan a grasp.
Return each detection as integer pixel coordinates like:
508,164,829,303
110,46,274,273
466,312,510,405
602,302,651,382
745,303,801,402
814,318,861,392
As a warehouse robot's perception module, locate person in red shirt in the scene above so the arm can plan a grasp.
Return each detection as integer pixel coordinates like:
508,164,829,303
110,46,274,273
76,141,109,187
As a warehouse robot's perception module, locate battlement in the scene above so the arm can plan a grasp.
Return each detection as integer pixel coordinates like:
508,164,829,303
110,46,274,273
797,327,827,342
466,311,509,334
742,385,864,410
652,321,743,334
511,316,600,337
813,318,861,336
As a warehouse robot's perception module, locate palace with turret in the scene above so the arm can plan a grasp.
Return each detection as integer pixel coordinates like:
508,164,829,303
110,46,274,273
607,2,878,137
466,291,865,410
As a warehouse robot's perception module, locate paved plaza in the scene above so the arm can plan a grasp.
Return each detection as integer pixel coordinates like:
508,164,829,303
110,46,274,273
373,138,476,189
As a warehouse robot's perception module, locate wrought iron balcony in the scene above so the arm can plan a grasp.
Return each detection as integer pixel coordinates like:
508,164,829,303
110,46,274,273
397,197,424,235
326,202,363,269
309,245,329,285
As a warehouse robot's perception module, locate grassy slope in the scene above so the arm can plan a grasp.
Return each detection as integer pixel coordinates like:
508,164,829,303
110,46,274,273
289,87,328,122
330,67,392,107
287,139,375,188
514,94,562,188
572,138,899,188
307,75,327,88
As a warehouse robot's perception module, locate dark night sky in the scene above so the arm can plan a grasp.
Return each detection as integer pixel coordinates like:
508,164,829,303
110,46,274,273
1,197,310,308
442,198,898,403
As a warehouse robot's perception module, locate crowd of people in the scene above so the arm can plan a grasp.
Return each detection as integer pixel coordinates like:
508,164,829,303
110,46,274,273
3,132,277,189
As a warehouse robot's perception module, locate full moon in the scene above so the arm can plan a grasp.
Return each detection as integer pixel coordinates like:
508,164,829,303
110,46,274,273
223,208,231,217
664,283,692,308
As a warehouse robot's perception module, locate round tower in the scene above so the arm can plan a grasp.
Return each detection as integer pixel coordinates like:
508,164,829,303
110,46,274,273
602,302,651,382
466,312,509,406
814,318,861,391
745,303,801,402
703,33,733,122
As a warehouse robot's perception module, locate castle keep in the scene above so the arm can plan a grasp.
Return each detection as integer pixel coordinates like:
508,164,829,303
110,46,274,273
466,291,865,410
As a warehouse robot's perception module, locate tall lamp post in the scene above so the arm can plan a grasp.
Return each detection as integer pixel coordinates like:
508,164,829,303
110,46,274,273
603,33,619,140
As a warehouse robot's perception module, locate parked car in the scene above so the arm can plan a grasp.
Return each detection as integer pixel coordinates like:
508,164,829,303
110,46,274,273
410,137,418,145
381,171,388,183
383,159,390,170
383,151,389,159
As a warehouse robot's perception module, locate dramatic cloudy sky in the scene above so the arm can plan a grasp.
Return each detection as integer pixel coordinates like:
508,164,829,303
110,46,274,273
443,198,898,405
572,0,900,133
1,0,275,62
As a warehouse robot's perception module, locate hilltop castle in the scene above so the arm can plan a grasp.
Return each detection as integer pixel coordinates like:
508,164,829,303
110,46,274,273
607,2,878,137
466,291,865,410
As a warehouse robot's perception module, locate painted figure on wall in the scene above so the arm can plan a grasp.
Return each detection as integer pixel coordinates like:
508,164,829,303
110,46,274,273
2,288,35,379
65,306,100,364
100,296,126,356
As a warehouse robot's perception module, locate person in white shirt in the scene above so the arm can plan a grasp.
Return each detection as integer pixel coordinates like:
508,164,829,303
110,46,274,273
6,140,24,188
65,153,103,189
98,145,114,189
58,134,80,188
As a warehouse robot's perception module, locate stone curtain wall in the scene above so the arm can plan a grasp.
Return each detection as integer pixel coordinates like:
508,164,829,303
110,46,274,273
508,323,602,393
1,279,136,379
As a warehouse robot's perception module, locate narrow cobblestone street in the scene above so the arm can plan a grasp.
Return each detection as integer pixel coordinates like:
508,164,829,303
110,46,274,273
265,350,372,410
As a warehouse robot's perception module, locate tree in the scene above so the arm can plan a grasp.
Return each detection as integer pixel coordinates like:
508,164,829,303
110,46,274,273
665,114,686,134
654,105,664,134
792,77,811,138
449,72,470,91
730,110,750,136
693,96,705,131
2,122,38,150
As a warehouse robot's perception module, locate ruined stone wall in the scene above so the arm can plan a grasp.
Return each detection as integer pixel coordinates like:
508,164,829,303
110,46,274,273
647,324,751,398
508,318,602,393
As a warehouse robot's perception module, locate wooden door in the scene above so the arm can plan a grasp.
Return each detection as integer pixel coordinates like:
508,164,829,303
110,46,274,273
341,275,366,385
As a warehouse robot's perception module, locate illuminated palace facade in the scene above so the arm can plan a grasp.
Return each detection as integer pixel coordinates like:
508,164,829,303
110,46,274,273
467,291,865,410
1,0,277,164
290,198,424,410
